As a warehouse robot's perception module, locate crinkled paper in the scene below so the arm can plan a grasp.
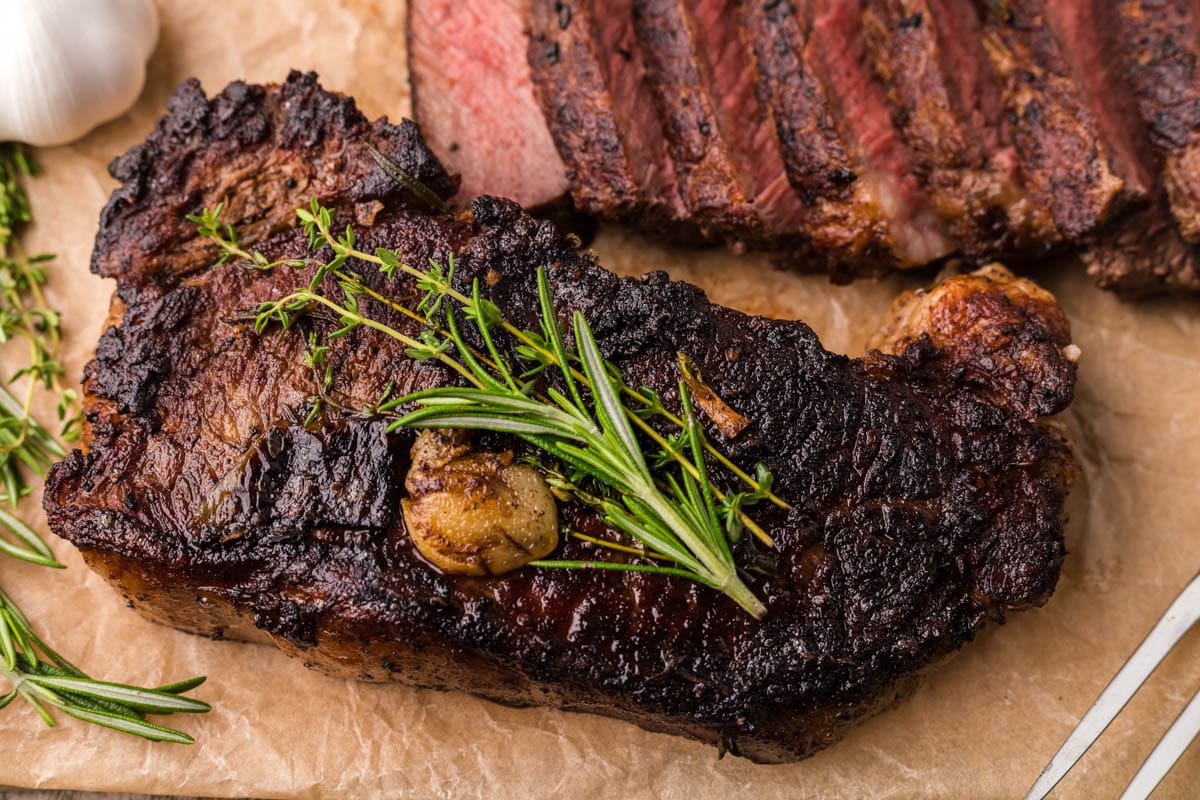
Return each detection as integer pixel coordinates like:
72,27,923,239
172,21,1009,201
2,1,1199,797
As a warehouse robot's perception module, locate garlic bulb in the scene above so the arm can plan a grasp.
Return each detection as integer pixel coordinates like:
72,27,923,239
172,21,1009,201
0,0,159,146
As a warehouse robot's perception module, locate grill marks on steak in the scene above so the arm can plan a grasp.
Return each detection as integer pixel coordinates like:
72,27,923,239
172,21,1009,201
809,0,955,265
527,0,691,230
1115,0,1200,242
408,0,568,208
975,0,1124,241
861,0,1053,254
45,75,1079,763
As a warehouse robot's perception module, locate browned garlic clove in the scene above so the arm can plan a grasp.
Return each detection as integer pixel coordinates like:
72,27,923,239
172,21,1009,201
401,430,558,576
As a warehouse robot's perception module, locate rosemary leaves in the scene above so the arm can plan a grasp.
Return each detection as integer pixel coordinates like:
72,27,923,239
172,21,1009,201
194,200,784,618
0,142,210,742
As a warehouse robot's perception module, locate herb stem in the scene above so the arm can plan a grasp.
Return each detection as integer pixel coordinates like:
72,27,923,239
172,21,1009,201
0,143,208,743
304,210,790,514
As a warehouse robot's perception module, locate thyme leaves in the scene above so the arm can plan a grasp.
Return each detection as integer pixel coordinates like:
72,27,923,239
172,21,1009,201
195,200,788,618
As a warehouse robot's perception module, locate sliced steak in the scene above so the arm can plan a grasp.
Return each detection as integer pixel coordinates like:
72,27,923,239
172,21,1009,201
1081,203,1200,291
861,0,1056,255
974,0,1124,241
527,0,692,232
1113,0,1200,242
687,0,808,239
739,0,897,277
45,74,1080,764
1047,0,1200,292
408,0,568,208
808,0,956,266
633,0,782,242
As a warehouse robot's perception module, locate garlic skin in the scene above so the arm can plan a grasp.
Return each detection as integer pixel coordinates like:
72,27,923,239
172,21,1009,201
0,0,159,146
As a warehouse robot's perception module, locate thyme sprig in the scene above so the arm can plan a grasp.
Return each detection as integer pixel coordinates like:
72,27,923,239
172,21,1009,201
0,142,209,743
193,201,780,617
191,201,786,546
0,144,82,560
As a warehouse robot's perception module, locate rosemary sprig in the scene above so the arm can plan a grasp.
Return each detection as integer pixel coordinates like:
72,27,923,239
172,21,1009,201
387,270,766,617
191,201,785,546
194,201,777,617
0,142,209,742
0,588,210,743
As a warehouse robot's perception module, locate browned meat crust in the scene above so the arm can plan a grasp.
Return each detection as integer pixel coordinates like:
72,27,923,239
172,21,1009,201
527,0,694,235
1082,203,1200,291
45,74,1078,763
632,0,768,241
1115,0,1200,242
738,0,897,277
861,0,1054,254
976,0,1125,241
1046,0,1200,292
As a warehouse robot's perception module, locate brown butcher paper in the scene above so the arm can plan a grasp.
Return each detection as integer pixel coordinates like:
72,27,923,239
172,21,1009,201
2,1,1200,797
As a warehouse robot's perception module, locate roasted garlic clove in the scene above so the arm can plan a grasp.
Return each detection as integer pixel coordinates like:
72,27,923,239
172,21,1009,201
401,430,558,576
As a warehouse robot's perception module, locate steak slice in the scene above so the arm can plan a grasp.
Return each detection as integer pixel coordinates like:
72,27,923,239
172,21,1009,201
630,0,756,240
408,0,568,208
1114,0,1200,242
808,0,956,266
686,0,808,239
1045,0,1200,292
632,0,802,243
1080,203,1200,291
46,74,1079,763
527,0,691,232
975,0,1125,241
739,0,897,277
861,0,1055,255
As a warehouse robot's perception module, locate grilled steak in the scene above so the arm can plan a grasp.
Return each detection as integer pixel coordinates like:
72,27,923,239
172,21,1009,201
861,0,1054,254
975,0,1125,241
45,74,1080,763
809,0,955,266
527,0,692,232
407,0,567,208
1115,0,1200,242
408,2,1200,293
739,0,897,277
632,0,774,242
1046,0,1200,292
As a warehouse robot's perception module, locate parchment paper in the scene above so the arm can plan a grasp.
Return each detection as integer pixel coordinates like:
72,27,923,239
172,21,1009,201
3,1,1200,797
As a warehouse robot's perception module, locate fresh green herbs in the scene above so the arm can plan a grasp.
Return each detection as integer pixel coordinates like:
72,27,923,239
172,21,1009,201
390,270,766,617
0,588,210,743
0,142,209,742
193,199,786,618
0,143,81,558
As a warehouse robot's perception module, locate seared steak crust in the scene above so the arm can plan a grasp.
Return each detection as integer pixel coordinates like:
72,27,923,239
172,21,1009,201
861,0,1051,254
528,0,690,230
1045,0,1200,292
739,0,896,277
976,0,1124,241
632,0,768,241
1115,0,1200,242
46,75,1078,763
